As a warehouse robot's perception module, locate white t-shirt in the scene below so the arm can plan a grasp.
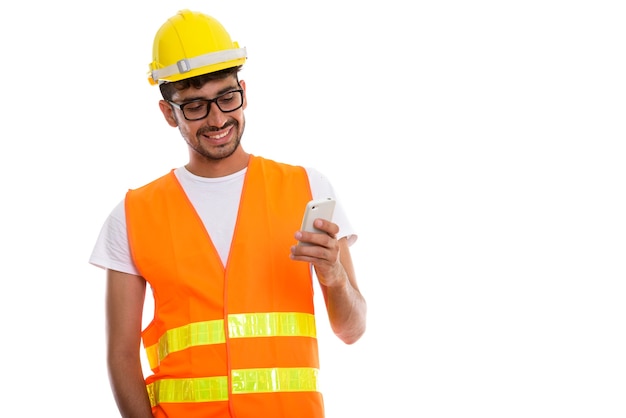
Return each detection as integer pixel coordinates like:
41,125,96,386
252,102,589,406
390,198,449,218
89,166,356,275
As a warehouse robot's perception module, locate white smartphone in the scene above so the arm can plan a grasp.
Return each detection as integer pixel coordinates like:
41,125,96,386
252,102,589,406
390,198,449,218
298,198,336,245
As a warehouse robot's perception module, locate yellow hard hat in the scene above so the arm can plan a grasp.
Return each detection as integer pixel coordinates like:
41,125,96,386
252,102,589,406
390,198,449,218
148,10,247,85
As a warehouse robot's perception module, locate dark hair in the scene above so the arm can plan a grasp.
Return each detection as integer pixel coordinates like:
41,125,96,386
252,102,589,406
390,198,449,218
159,66,242,101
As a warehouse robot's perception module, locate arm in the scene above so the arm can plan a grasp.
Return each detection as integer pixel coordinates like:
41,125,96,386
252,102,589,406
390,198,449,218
291,219,367,344
106,269,153,417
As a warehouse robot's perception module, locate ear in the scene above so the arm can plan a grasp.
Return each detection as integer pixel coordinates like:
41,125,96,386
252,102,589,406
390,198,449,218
239,79,247,110
159,100,178,127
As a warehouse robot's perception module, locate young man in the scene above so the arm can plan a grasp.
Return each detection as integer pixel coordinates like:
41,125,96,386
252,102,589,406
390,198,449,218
90,9,366,418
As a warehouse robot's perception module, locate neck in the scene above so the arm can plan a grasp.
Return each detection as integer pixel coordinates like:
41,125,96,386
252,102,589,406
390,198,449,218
186,149,250,178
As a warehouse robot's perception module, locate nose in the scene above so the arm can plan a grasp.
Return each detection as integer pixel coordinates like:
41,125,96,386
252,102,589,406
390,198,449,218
205,101,228,127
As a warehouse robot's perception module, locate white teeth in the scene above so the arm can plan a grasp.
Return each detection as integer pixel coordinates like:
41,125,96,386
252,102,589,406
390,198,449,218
209,130,229,140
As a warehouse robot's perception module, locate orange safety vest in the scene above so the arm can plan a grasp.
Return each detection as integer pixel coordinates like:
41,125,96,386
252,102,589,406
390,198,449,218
125,156,323,417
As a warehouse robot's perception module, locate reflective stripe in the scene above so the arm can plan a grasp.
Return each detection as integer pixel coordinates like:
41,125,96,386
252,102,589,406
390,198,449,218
228,312,317,338
145,319,225,369
232,367,319,394
151,48,247,82
145,312,316,369
147,367,319,406
147,376,228,406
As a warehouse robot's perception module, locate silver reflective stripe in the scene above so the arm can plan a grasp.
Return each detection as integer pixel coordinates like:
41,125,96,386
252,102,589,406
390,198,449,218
151,48,247,81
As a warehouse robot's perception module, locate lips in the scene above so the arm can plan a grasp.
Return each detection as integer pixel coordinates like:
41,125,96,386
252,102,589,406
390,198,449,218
207,129,230,140
201,125,233,143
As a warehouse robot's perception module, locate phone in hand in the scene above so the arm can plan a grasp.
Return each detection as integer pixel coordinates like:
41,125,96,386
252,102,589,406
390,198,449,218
298,198,336,246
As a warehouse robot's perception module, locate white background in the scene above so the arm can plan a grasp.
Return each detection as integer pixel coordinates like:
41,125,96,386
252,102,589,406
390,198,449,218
1,1,625,416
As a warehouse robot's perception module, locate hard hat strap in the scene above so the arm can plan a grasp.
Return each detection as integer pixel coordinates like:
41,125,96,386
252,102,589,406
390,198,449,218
152,47,247,83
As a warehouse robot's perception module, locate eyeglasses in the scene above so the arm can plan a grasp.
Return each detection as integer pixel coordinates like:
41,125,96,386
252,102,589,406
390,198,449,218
168,89,244,121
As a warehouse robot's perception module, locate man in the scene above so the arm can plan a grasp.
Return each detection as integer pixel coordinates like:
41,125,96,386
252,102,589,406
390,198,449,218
90,9,366,418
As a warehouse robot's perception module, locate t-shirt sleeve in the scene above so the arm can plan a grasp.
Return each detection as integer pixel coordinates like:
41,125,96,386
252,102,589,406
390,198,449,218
89,199,141,276
305,167,357,246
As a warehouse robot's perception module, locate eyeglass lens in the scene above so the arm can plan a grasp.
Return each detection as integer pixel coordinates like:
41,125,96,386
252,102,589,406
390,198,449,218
180,90,243,120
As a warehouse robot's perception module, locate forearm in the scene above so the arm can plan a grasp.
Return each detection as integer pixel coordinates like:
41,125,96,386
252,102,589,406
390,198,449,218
105,270,152,416
108,351,153,417
292,228,367,344
322,267,367,345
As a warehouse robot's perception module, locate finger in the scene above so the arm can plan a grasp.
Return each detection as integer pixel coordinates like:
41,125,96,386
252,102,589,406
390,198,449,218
313,219,339,237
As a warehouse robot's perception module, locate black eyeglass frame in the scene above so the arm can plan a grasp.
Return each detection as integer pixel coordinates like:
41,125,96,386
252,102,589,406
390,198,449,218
167,89,244,121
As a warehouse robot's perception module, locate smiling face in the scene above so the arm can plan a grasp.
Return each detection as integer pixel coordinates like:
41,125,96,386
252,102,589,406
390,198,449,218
159,75,249,176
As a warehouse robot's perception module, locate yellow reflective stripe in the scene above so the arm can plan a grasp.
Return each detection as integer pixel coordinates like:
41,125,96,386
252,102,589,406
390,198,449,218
228,312,317,338
147,376,228,407
145,313,316,368
145,319,225,369
147,368,319,406
232,367,319,394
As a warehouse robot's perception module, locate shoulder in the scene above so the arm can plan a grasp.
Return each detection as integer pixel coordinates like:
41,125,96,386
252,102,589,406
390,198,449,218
126,170,177,202
251,155,305,173
304,167,335,199
130,170,175,192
